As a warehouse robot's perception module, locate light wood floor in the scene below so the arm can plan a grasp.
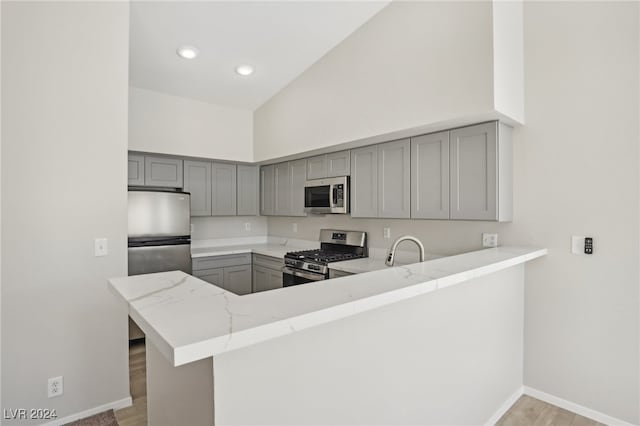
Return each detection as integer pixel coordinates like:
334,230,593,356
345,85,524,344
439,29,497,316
115,341,602,426
115,341,147,426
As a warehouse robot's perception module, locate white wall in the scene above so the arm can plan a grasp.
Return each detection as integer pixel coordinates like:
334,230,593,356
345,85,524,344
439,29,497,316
216,266,524,425
129,86,253,162
253,1,496,162
265,2,640,423
1,2,130,423
191,216,267,241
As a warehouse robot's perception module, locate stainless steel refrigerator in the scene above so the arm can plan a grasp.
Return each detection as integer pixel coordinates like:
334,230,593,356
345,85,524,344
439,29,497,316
127,190,192,340
128,189,192,276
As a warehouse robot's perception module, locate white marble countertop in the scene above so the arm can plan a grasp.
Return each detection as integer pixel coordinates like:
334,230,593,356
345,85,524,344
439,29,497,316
109,246,547,367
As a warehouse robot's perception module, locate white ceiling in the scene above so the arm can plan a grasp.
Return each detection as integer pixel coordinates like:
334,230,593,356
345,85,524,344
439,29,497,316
129,1,390,111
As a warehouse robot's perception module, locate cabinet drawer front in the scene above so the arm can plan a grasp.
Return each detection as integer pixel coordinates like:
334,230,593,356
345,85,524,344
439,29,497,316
252,254,283,271
193,253,251,270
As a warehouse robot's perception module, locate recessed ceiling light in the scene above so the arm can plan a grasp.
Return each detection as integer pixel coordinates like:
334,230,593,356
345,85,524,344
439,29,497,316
235,65,254,76
176,46,199,60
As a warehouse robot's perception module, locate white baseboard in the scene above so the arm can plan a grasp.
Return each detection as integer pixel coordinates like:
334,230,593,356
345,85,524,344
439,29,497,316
41,396,132,426
523,386,634,426
485,386,524,425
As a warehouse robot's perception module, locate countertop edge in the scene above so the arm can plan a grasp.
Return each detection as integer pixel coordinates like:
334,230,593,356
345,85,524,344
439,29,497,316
113,246,548,366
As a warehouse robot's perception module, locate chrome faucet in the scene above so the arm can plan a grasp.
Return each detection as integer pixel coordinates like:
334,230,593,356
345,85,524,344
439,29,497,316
385,235,425,266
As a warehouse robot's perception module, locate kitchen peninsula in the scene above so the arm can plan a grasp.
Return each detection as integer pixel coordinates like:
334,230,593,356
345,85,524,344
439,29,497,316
109,246,546,426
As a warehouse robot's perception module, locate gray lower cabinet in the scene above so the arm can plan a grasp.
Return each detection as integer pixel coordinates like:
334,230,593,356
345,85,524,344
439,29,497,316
223,265,252,295
211,162,237,216
237,165,259,216
252,254,283,293
260,165,275,216
411,131,450,219
144,156,184,188
194,267,223,287
351,145,378,218
449,122,512,221
128,154,145,186
378,139,410,218
192,253,252,295
183,160,212,216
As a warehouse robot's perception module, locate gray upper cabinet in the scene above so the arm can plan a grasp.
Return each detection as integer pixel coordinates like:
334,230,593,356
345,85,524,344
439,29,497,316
378,139,411,218
411,132,450,219
351,145,378,218
326,150,350,177
289,159,307,217
211,163,237,216
274,162,292,216
306,155,327,180
128,154,145,186
307,150,351,180
449,122,512,221
237,165,259,216
183,160,212,217
145,156,183,188
260,165,275,216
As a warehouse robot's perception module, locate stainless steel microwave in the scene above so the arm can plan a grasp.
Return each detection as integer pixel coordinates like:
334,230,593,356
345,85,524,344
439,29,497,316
304,176,349,214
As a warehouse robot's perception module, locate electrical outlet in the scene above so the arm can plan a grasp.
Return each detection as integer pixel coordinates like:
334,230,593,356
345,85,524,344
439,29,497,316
482,233,498,248
292,223,298,233
244,222,251,231
383,228,391,239
48,376,63,398
94,238,108,257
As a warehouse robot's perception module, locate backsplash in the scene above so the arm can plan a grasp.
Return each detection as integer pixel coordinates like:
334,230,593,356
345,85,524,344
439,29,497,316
267,216,514,256
191,216,268,240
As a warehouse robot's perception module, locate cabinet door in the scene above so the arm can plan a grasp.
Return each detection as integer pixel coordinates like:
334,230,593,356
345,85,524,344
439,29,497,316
183,160,212,217
260,165,275,216
351,146,378,218
128,154,145,186
145,156,184,188
411,132,450,219
211,163,237,216
289,159,307,217
252,265,270,293
223,265,252,295
306,155,327,180
378,139,410,218
267,268,283,290
450,122,497,220
327,150,351,176
237,165,259,216
194,267,224,287
274,162,292,216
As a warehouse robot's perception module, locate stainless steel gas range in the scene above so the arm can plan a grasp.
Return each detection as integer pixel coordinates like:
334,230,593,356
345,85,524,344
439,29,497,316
283,229,367,286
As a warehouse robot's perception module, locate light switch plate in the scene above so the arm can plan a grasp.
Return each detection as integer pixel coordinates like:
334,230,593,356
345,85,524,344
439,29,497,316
245,222,251,231
383,228,391,239
292,223,298,233
94,238,108,257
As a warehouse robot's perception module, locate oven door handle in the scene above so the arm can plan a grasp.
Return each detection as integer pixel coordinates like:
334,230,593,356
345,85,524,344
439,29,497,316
282,266,325,281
